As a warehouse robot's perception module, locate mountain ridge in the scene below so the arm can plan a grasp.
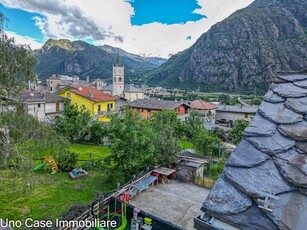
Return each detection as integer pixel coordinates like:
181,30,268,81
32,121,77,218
147,0,307,93
34,39,166,83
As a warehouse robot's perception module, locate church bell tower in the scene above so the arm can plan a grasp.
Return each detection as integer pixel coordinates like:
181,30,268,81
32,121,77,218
112,51,124,96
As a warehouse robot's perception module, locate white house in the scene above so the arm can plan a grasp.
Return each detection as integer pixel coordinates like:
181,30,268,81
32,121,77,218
21,91,66,121
216,105,258,126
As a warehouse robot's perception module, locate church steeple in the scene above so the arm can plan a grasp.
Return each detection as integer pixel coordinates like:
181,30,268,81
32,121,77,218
115,49,122,67
112,50,124,96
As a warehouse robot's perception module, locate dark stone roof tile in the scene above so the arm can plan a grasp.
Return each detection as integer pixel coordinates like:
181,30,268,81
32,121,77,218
285,97,307,114
295,142,307,154
277,75,307,82
271,82,307,98
207,203,278,230
267,192,307,230
294,80,307,89
245,131,295,155
274,152,307,188
263,90,285,103
278,121,307,141
226,140,270,168
224,160,296,197
244,112,277,137
201,176,252,215
259,101,303,124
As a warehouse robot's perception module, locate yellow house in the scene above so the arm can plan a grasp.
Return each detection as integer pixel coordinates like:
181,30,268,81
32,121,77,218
57,86,116,122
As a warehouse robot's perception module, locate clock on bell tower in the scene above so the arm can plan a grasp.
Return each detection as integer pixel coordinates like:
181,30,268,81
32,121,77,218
112,50,124,96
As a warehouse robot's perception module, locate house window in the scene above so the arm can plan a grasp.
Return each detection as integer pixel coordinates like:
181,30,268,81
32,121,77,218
245,113,248,118
107,103,113,110
119,77,122,82
50,87,53,92
148,109,151,113
67,92,71,98
114,77,116,82
98,105,101,112
56,102,60,111
38,103,41,108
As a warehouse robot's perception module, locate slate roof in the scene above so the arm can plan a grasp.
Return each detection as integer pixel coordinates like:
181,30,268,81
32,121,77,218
70,86,116,102
201,74,307,230
217,105,258,113
192,100,217,110
102,84,143,93
20,91,65,103
128,99,190,110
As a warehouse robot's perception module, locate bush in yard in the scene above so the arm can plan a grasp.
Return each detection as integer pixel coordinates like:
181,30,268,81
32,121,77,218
89,121,106,144
56,150,79,171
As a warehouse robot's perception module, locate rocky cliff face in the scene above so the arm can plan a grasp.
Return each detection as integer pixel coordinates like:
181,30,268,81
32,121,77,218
35,39,165,81
147,0,307,92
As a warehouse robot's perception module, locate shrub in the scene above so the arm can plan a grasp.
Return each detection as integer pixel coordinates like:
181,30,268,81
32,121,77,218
79,158,103,170
55,150,79,172
89,121,106,144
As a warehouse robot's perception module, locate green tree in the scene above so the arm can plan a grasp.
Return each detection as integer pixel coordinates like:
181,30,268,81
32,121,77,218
89,120,106,144
0,13,67,192
105,109,156,181
192,129,220,156
228,119,249,145
151,111,181,166
0,17,36,97
184,110,204,138
250,97,262,105
55,100,91,143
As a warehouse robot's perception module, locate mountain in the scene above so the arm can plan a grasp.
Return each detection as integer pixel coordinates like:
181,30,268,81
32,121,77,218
147,0,307,93
34,39,166,82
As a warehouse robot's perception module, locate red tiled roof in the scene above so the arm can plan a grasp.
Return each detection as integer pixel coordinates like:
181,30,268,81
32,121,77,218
191,100,217,110
70,86,116,102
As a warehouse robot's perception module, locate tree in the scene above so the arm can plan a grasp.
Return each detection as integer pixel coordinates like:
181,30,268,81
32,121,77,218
0,13,68,193
151,111,181,166
0,16,36,98
184,110,204,138
55,100,91,143
105,109,156,181
192,129,220,156
228,119,249,145
89,120,106,144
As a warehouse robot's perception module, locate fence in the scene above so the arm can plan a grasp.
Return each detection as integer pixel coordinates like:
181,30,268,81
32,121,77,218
193,175,216,189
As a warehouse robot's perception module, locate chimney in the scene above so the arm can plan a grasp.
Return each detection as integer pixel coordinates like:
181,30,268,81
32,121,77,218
86,76,90,83
88,90,93,98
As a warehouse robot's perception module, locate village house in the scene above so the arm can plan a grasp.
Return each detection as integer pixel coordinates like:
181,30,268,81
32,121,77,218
57,85,116,122
191,100,218,124
101,53,145,101
46,74,91,93
215,105,258,126
20,91,66,121
92,79,106,90
128,98,191,120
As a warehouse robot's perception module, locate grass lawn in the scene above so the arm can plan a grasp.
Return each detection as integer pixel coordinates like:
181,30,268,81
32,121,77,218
179,140,194,150
68,143,110,161
1,143,114,222
0,170,114,222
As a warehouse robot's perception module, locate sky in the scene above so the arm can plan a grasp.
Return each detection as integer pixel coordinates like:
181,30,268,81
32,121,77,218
0,0,254,58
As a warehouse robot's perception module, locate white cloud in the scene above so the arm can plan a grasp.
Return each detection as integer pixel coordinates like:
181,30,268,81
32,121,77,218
0,0,254,57
4,30,44,49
